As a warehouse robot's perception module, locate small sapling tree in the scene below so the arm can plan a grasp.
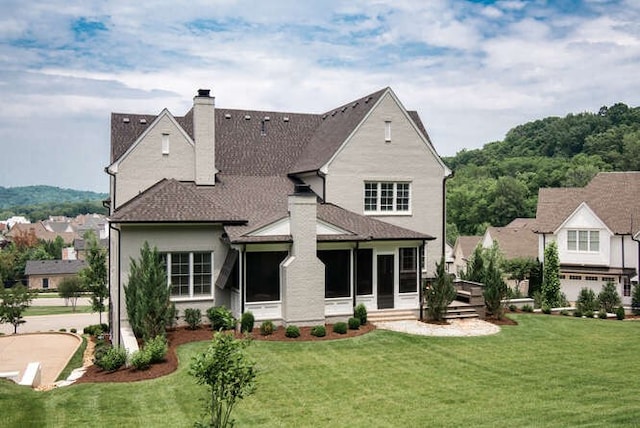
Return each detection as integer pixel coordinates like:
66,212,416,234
190,332,257,428
58,277,84,312
0,284,36,333
80,231,108,325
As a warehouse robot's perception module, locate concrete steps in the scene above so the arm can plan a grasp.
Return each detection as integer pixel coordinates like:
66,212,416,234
368,309,417,323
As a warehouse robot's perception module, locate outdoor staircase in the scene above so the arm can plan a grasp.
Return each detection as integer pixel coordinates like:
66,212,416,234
368,309,417,323
444,300,480,320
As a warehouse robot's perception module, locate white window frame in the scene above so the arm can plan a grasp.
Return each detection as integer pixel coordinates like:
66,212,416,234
567,229,599,252
163,251,214,300
384,120,391,142
162,133,170,155
364,182,411,215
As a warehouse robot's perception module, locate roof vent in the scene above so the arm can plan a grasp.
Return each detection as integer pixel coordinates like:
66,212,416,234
331,111,337,116
140,118,147,124
122,117,130,123
224,113,231,119
244,115,251,120
341,107,347,112
352,102,359,108
322,114,327,120
283,117,290,122
365,96,372,103
263,116,270,121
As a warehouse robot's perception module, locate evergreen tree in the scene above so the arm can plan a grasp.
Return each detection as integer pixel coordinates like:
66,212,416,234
80,231,108,325
482,244,508,320
425,258,457,322
541,241,562,307
461,245,485,283
124,241,171,340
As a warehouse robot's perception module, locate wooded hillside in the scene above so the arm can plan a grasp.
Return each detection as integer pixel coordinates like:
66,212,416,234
445,103,640,241
0,186,107,221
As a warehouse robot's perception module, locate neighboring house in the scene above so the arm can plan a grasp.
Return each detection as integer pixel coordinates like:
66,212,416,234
481,218,538,261
73,236,109,261
107,87,451,345
534,172,640,305
6,222,75,245
24,259,87,290
451,235,482,276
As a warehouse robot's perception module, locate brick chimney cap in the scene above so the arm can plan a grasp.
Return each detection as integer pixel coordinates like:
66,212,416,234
197,89,211,97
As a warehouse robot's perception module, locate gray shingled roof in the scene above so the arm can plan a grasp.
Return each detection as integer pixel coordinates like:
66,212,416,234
25,259,86,276
485,219,538,260
111,174,432,243
534,172,640,234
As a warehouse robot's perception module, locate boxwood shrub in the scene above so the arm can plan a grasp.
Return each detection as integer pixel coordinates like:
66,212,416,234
241,311,255,333
310,325,326,337
260,320,275,336
348,317,360,330
145,335,168,363
95,346,127,372
207,306,236,331
285,325,300,338
184,308,202,330
354,303,367,325
130,349,152,370
333,322,348,334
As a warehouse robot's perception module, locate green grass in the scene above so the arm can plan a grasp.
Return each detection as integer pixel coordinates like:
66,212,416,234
56,336,88,382
24,306,93,316
2,315,640,427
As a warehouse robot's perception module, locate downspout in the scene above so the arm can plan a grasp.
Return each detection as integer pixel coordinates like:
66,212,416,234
442,171,454,258
419,242,425,321
353,242,359,309
105,166,119,345
240,245,246,315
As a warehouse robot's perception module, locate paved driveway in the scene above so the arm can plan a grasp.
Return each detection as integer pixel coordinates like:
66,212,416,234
0,312,102,335
0,333,82,386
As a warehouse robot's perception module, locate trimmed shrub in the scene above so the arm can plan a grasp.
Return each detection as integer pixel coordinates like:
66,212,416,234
616,306,625,320
598,310,608,319
130,349,152,370
348,317,360,330
70,328,77,333
576,288,597,314
354,303,367,325
598,281,621,313
145,335,168,363
207,306,236,331
509,304,517,312
560,309,569,316
184,308,202,330
285,325,300,338
83,323,109,336
166,302,178,330
96,346,127,372
260,320,275,336
240,311,255,333
310,325,326,337
333,322,348,334
522,304,533,313
584,310,595,318
541,304,551,314
59,328,67,332
573,309,583,318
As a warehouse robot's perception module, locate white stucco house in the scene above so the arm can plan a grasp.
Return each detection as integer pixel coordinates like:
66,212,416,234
533,172,640,306
106,87,450,345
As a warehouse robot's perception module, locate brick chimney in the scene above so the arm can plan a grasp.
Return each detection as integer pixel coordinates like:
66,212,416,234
193,89,217,185
281,184,325,326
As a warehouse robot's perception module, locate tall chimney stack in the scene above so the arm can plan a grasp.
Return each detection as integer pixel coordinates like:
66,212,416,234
193,89,217,185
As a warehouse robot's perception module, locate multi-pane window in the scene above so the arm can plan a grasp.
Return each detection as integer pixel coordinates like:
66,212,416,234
162,252,213,298
364,182,411,214
399,247,418,293
567,230,599,252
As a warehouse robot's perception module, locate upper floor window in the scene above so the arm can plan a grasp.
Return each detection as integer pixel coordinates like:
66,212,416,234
364,182,411,214
567,230,599,252
384,121,391,142
161,251,213,298
162,133,170,155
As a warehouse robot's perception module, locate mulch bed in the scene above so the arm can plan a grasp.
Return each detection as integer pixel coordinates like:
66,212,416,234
76,322,376,384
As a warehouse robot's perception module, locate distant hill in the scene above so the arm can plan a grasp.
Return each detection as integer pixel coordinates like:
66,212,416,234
0,186,107,210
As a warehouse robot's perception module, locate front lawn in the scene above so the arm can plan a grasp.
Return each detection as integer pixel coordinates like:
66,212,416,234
2,315,639,427
24,306,93,316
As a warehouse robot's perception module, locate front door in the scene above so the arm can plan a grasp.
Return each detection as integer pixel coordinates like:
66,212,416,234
377,254,394,309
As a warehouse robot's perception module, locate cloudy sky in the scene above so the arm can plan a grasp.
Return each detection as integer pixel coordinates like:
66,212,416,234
1,0,639,192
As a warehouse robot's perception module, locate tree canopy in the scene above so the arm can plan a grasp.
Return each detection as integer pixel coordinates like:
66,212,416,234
445,102,640,238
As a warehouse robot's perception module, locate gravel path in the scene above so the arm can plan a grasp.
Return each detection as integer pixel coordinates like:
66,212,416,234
374,319,500,337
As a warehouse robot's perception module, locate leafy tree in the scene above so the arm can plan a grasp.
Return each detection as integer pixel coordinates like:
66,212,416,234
598,281,621,313
0,284,36,333
503,257,538,293
541,242,562,308
425,258,457,322
58,277,85,311
190,332,257,428
41,236,65,259
124,241,172,340
80,231,108,324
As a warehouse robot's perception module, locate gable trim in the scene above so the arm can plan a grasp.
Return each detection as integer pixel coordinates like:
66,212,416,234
554,202,613,236
320,88,451,176
107,108,194,172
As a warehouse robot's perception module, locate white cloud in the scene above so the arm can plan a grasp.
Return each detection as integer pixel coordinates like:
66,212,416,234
0,1,639,191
